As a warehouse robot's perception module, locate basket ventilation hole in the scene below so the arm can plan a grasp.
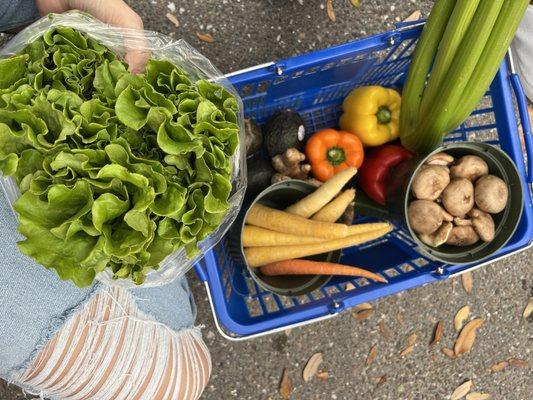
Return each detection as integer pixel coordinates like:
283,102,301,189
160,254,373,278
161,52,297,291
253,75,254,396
384,268,400,278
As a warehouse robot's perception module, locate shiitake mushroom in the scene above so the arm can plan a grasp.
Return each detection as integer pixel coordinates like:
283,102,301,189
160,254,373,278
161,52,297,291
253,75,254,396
450,155,489,181
411,165,450,201
408,200,444,235
469,207,495,242
409,152,508,248
425,152,454,167
441,178,474,218
446,226,480,246
419,221,453,247
474,175,508,214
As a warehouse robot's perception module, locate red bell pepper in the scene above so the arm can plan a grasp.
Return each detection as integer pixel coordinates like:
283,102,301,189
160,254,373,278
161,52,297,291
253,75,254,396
357,144,414,205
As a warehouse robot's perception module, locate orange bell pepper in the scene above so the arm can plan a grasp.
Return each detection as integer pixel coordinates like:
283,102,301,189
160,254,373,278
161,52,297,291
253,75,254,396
305,129,364,181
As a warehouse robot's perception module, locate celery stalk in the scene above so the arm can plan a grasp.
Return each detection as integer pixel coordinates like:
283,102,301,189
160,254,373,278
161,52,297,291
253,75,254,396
402,0,504,154
444,0,530,131
419,0,481,118
399,0,457,140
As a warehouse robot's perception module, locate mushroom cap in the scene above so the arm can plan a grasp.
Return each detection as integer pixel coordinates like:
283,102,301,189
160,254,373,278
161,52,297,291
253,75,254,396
474,175,508,214
419,221,453,247
446,226,480,246
468,207,495,242
408,200,444,234
450,155,489,181
425,152,454,166
411,165,450,200
441,178,475,217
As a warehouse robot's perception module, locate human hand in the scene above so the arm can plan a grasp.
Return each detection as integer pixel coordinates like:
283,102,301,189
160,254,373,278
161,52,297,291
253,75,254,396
35,0,148,72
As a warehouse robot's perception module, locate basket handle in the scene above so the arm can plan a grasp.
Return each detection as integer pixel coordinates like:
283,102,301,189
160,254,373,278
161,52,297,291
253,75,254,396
509,73,533,184
194,260,208,282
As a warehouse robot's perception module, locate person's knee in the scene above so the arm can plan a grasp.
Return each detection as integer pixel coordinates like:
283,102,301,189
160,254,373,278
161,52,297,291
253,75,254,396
18,288,210,400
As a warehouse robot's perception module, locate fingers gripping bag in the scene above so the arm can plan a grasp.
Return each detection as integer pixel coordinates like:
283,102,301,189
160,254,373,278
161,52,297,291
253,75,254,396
0,11,246,288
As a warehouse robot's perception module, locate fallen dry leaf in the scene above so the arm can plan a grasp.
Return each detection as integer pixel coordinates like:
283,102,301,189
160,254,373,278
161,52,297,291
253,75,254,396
441,347,456,359
488,361,509,373
165,13,180,27
316,370,329,381
403,10,422,22
366,345,378,366
354,302,372,312
398,332,417,357
466,392,491,400
349,0,361,6
407,332,417,346
378,321,391,339
375,375,387,386
400,344,414,357
326,0,336,22
454,305,470,331
303,352,323,382
396,312,405,326
523,297,533,319
196,32,214,43
508,358,529,369
461,272,473,294
454,318,484,356
430,321,443,346
352,308,374,320
451,380,473,400
279,369,292,399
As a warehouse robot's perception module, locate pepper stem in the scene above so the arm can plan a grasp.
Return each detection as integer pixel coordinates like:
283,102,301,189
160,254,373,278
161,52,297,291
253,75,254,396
327,147,346,166
376,106,392,124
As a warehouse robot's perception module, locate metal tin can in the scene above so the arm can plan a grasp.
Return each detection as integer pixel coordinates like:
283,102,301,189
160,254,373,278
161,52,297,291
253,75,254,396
237,180,340,297
386,142,524,264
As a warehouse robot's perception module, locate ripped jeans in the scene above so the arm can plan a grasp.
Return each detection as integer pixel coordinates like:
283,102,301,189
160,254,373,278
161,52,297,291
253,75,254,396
0,195,211,399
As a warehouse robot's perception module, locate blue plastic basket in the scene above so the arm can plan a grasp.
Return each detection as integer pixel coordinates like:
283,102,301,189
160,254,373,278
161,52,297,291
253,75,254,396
194,21,533,339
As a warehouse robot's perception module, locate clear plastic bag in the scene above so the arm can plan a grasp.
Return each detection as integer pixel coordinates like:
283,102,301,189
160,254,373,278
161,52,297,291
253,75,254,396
0,11,246,288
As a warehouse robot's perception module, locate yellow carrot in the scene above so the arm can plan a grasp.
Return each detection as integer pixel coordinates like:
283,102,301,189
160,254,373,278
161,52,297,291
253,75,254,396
242,222,393,247
347,222,392,236
241,226,325,247
311,189,356,222
245,225,393,267
285,167,357,218
260,259,388,283
246,204,349,239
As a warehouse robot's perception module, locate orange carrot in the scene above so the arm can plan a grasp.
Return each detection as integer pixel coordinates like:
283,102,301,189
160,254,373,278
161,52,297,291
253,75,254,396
259,259,388,283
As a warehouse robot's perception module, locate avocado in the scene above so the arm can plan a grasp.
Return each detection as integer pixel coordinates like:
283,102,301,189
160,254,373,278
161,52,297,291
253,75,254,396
246,155,275,199
263,109,306,157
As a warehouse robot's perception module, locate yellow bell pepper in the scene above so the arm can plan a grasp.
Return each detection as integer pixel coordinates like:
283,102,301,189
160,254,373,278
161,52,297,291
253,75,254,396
339,86,401,147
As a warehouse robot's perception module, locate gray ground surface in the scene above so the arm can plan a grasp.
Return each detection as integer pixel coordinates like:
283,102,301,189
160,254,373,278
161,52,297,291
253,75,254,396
196,251,533,400
1,0,532,399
